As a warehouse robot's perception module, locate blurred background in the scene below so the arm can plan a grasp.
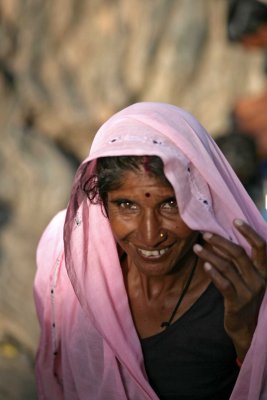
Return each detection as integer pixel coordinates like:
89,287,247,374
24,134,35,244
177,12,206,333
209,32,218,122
0,0,267,398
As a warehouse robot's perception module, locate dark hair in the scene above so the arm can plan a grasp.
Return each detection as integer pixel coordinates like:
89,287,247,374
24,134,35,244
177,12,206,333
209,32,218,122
82,155,169,207
227,0,267,41
215,132,259,186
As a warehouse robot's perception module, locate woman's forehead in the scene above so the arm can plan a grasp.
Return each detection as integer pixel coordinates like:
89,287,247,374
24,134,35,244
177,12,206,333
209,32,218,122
110,168,174,193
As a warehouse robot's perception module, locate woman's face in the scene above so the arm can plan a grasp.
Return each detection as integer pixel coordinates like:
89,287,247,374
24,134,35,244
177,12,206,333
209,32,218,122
107,167,198,277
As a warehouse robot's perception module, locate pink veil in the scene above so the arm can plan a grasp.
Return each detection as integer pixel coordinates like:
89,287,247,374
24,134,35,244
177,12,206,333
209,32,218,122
62,102,267,399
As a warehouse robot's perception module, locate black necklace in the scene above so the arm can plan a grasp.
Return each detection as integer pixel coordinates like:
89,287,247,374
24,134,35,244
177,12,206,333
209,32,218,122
160,256,198,329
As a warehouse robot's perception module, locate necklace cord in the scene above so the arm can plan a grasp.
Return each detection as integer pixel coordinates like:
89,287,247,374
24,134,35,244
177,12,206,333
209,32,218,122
160,255,198,329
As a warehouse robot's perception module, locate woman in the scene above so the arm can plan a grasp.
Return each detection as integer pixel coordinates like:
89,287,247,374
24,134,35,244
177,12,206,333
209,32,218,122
34,102,267,399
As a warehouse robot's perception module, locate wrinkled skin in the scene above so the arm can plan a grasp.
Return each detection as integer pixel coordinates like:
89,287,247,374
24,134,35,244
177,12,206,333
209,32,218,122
194,220,267,361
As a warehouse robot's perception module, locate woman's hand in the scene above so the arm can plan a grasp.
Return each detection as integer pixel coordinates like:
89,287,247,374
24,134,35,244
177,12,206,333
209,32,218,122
193,219,267,361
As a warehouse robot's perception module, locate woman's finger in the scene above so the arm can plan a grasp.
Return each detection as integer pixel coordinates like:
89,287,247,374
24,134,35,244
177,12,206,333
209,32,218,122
193,243,255,295
199,235,265,290
202,261,238,302
233,219,267,277
202,224,267,283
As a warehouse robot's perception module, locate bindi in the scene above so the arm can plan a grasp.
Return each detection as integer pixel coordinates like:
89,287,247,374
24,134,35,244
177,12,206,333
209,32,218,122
145,192,151,197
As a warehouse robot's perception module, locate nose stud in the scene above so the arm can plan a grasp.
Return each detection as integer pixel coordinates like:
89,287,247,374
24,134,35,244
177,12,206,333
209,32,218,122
160,232,165,238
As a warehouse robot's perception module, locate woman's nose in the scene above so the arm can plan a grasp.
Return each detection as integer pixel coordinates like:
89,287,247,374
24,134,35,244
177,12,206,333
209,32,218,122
137,209,163,247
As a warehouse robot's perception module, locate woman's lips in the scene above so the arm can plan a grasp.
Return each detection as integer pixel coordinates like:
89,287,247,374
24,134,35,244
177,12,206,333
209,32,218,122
137,247,170,259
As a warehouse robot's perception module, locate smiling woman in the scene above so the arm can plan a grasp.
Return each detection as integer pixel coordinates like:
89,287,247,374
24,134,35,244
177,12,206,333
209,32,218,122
105,164,198,277
34,102,267,400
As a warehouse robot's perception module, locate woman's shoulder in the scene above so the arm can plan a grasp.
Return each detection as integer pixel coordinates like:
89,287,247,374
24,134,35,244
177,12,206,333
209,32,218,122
39,209,66,244
34,210,67,298
36,209,66,265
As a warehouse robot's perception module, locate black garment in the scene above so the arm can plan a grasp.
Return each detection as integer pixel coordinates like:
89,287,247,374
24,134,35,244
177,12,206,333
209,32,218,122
141,284,239,400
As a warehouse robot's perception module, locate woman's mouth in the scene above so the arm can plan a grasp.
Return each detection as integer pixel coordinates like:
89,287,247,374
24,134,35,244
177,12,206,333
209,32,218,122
137,247,170,259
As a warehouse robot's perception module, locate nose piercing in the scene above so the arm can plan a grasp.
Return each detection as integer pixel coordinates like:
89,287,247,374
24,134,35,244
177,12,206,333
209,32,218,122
160,232,164,238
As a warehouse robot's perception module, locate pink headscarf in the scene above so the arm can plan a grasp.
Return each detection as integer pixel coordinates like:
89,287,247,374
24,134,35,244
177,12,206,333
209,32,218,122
35,102,267,399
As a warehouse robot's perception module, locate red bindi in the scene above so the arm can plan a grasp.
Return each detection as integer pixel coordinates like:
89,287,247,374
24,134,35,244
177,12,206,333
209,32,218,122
145,192,151,197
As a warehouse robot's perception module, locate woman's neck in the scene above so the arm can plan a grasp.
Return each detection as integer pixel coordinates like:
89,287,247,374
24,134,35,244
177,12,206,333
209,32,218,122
123,251,207,302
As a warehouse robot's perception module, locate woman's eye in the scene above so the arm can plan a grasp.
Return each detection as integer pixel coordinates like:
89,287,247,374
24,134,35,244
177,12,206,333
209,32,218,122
161,199,178,211
121,201,136,209
115,200,137,210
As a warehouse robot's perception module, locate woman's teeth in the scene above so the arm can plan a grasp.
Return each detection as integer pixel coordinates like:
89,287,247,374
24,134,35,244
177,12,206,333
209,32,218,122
138,248,169,257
